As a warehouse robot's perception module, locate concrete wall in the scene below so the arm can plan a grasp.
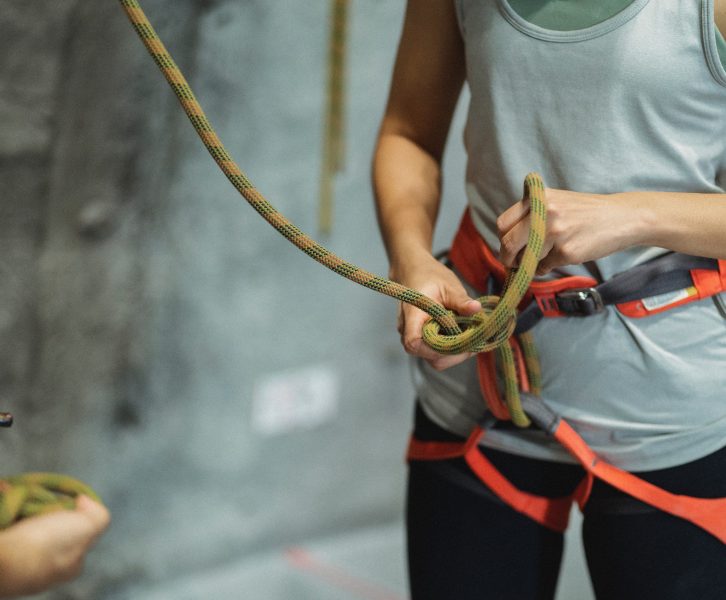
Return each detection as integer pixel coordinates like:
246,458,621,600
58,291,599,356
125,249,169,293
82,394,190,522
0,2,592,599
1,1,438,596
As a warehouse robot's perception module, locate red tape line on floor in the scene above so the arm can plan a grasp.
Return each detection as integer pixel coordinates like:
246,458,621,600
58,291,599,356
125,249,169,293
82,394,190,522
285,546,406,600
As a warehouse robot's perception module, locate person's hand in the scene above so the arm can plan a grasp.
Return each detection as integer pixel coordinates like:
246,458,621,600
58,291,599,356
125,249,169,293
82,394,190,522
392,252,482,371
497,187,635,275
0,495,110,598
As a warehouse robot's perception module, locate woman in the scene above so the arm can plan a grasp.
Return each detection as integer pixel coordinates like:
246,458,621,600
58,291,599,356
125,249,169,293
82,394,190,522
373,1,726,598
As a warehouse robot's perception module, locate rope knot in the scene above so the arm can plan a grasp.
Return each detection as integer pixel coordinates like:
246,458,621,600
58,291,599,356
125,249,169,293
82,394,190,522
0,473,102,528
421,295,517,355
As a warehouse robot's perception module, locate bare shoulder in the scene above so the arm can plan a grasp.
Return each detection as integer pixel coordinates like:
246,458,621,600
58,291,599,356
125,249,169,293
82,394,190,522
716,0,726,38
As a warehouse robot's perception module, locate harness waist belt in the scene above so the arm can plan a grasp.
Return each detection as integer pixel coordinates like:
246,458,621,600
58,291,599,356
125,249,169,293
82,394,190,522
448,210,726,334
407,209,726,544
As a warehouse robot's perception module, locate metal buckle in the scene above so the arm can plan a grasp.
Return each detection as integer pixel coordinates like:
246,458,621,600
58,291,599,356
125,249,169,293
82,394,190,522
556,287,605,316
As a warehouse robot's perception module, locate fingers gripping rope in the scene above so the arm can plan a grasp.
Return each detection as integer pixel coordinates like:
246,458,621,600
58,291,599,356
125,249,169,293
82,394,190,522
0,414,103,528
119,2,548,425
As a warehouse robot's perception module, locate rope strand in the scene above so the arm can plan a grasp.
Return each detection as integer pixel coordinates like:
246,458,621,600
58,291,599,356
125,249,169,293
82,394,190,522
118,1,549,425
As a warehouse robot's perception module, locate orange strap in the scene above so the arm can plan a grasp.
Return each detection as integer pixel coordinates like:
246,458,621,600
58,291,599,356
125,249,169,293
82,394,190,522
475,353,510,421
407,428,575,532
448,211,598,316
450,210,726,319
618,259,726,317
553,420,726,544
407,420,726,543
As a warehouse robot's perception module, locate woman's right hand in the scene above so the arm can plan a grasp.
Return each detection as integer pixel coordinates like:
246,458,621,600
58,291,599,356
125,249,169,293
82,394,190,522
392,252,482,371
0,495,111,598
372,0,471,371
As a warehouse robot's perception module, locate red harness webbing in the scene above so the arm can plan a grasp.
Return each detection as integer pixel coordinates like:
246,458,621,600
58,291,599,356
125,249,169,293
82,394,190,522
407,210,726,543
408,427,584,532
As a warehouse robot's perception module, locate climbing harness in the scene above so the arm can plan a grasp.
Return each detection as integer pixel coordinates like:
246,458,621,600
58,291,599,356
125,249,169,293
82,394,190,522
447,210,726,335
319,0,349,235
409,210,726,543
0,413,102,528
119,1,726,544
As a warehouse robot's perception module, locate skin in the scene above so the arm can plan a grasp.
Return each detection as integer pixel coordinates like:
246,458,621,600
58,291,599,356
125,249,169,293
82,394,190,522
372,0,726,372
0,496,110,598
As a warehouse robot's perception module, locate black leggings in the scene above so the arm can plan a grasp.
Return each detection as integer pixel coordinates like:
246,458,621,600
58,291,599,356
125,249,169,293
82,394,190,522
407,405,726,600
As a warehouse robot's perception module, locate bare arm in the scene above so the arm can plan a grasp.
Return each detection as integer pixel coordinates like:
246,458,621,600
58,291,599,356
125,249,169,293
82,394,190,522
373,0,480,370
622,191,726,258
716,0,725,37
373,1,464,269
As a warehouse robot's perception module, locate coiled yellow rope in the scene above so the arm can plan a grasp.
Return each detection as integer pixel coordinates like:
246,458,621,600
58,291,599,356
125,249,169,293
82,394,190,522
0,473,102,528
118,1,547,425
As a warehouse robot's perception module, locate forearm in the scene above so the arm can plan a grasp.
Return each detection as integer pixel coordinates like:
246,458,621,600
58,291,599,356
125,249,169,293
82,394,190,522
372,131,443,277
373,127,481,372
616,191,726,259
371,0,464,279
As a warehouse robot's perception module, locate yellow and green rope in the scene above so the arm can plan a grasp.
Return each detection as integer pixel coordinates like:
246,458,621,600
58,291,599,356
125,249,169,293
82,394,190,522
117,0,548,427
0,473,102,529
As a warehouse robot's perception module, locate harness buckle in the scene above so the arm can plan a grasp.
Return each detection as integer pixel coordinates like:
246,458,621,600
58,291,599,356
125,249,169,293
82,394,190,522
556,287,605,316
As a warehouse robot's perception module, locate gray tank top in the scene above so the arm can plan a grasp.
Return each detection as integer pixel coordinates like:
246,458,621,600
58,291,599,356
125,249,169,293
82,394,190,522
416,0,726,470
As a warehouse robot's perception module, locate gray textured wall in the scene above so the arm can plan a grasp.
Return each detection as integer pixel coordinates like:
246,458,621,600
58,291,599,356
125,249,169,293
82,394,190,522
0,2,592,599
0,1,461,597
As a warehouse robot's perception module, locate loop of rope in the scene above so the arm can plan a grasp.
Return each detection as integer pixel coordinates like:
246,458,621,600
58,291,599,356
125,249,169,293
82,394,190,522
421,297,516,355
422,173,546,356
0,473,102,528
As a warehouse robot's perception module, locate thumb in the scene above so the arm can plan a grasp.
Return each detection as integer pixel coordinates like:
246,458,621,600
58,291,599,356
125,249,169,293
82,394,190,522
75,495,111,535
446,292,481,317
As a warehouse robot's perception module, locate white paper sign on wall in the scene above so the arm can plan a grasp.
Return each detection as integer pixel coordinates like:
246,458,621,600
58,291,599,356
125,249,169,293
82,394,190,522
251,365,339,436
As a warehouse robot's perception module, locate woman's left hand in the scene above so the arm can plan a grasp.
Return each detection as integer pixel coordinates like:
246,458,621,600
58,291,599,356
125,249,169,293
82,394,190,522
497,187,637,275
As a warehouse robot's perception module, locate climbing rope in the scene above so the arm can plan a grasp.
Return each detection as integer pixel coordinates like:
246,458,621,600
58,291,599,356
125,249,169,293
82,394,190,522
119,1,547,425
0,473,102,528
0,409,102,529
319,0,349,235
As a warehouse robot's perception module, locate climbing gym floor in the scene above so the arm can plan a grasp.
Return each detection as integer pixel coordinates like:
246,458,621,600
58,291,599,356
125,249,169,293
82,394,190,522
106,516,594,600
